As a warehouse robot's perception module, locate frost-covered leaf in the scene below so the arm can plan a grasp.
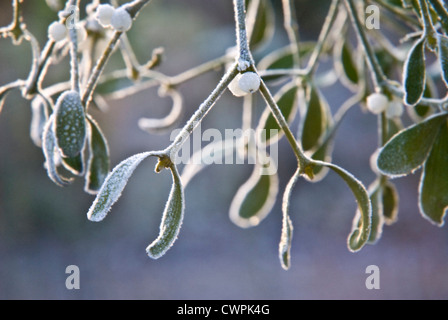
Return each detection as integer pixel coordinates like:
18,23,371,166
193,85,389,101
42,115,73,187
365,180,384,244
146,165,184,259
30,95,50,147
334,36,359,89
377,113,448,177
87,151,157,222
246,0,275,51
229,157,279,228
181,139,237,187
300,84,332,151
85,116,110,194
383,181,399,225
318,161,371,252
438,34,448,86
419,120,448,226
407,78,437,122
54,90,86,158
257,82,299,145
62,152,85,176
138,89,183,134
403,38,426,106
279,167,300,270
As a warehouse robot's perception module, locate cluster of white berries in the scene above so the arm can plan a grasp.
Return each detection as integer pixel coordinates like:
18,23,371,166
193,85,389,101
366,92,404,119
95,4,133,32
48,21,87,43
228,72,261,97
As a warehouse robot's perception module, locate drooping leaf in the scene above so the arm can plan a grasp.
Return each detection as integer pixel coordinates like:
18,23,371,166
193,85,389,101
383,181,399,225
419,120,448,226
377,113,448,177
246,0,275,51
403,38,426,106
279,167,300,270
318,161,372,252
87,151,157,222
138,89,183,134
54,90,86,158
438,34,448,86
147,165,185,259
42,115,73,187
257,82,299,145
300,84,332,151
229,156,279,228
84,116,110,194
366,180,384,244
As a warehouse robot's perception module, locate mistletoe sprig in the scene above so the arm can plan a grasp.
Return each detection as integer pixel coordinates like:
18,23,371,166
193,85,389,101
1,0,448,270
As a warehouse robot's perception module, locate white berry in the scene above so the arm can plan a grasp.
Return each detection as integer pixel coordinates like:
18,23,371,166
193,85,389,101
366,93,389,115
228,75,246,97
48,21,67,42
95,4,116,28
238,72,261,94
386,100,404,119
110,7,133,32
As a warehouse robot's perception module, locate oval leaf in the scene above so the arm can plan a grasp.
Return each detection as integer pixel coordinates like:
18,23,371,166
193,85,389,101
377,113,448,177
279,167,300,270
419,120,448,226
334,36,359,89
257,82,299,145
229,157,279,228
54,90,86,158
147,165,185,259
87,151,157,222
403,38,426,106
246,0,275,51
84,116,110,194
300,84,332,151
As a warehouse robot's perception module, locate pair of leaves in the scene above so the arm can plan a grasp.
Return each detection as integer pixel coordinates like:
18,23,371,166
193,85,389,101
87,152,185,259
279,159,373,269
377,113,448,226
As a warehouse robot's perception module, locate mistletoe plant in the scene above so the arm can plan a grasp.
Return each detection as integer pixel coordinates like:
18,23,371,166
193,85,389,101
1,0,448,270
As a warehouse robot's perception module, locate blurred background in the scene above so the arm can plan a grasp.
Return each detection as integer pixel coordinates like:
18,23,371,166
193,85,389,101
0,0,447,300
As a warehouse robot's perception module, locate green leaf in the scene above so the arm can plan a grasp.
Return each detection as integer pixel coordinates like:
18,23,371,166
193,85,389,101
84,116,110,194
377,113,448,177
319,162,372,252
42,115,73,187
279,167,300,270
54,90,86,158
147,165,185,259
403,38,426,106
366,180,384,244
300,84,331,151
419,120,448,226
246,0,275,51
229,157,279,228
383,181,399,225
62,153,85,176
257,82,299,145
408,78,437,122
334,37,359,89
87,151,157,222
438,34,448,87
